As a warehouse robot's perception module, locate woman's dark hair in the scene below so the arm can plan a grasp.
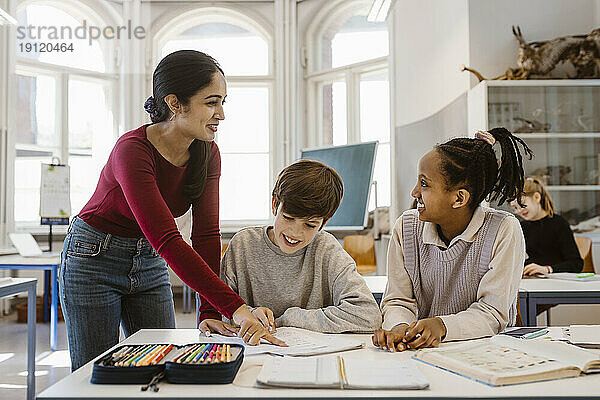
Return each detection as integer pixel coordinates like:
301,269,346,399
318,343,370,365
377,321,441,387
144,50,224,199
435,127,534,209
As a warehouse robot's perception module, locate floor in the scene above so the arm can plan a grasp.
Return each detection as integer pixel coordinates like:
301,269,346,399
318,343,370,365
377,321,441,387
0,291,196,400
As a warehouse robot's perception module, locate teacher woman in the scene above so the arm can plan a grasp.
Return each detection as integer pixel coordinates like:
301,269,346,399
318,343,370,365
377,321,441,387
59,50,282,371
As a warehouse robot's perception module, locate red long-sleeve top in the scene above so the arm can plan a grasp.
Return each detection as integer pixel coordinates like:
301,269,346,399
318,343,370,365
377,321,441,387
79,124,245,320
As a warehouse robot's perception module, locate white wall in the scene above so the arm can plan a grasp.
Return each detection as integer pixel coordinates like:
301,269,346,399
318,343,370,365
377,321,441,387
391,0,600,217
468,0,599,86
392,0,470,127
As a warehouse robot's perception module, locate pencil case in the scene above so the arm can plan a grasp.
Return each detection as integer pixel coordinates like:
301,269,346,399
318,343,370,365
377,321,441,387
91,342,244,386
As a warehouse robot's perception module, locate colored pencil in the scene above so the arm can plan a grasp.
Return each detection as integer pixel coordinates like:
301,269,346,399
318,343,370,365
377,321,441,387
190,344,210,364
226,345,231,362
220,345,226,362
148,344,173,365
135,345,163,366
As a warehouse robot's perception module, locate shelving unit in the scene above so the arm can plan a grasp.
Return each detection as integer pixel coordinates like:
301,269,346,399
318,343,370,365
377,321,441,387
468,80,600,226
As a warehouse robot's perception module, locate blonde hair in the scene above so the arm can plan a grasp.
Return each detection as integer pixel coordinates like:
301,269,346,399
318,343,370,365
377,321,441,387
522,177,555,217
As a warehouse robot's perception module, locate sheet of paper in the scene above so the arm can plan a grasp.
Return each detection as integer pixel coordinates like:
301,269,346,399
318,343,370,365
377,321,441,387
9,233,43,257
568,325,600,344
211,327,364,356
345,359,429,389
40,163,71,218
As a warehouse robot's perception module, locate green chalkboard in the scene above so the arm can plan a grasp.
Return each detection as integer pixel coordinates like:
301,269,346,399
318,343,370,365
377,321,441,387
301,141,377,230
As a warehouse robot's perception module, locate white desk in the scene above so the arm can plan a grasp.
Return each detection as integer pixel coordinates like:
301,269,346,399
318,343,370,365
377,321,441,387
1,278,36,400
519,278,600,326
37,328,600,399
0,254,60,350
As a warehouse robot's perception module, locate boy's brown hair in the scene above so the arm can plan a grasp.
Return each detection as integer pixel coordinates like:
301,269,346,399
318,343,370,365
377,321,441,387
272,159,344,228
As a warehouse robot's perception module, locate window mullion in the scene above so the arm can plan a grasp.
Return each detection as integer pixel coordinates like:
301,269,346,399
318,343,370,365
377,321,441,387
346,71,360,144
60,72,69,165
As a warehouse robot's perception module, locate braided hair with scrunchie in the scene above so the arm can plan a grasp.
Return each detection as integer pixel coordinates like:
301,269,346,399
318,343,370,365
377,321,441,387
435,127,534,209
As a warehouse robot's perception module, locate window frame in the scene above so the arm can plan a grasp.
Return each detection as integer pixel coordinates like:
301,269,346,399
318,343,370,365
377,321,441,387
7,0,120,233
304,0,392,210
152,5,276,230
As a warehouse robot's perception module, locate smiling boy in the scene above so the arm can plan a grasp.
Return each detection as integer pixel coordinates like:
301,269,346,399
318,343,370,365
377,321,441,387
215,160,381,333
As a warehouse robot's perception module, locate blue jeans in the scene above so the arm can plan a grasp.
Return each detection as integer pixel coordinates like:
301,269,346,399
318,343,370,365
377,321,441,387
59,217,176,371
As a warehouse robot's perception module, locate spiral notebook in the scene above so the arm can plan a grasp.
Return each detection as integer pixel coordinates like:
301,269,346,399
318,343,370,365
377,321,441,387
257,356,429,390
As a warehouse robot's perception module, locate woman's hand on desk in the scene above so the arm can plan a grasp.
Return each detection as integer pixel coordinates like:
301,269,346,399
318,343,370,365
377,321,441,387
251,306,277,333
199,319,239,336
232,304,287,347
523,263,551,277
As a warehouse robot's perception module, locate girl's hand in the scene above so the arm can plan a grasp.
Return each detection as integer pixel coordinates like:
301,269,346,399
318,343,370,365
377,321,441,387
402,318,446,350
523,263,551,276
232,305,287,346
252,306,276,333
372,323,409,352
198,319,239,337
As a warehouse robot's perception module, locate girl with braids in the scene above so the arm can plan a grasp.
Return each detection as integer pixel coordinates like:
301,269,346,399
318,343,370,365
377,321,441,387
373,128,533,352
60,50,283,371
510,177,582,276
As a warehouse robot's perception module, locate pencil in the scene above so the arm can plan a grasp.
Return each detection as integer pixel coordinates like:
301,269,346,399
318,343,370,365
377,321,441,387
226,345,231,362
118,345,151,367
133,345,161,366
220,344,226,363
135,345,163,366
147,344,174,365
190,344,210,364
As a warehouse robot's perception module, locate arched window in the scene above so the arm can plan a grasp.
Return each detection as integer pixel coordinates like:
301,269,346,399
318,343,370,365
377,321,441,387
306,0,391,209
12,1,118,227
154,7,273,224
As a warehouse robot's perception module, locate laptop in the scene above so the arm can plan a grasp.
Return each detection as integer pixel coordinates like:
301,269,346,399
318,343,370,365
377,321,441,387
8,233,60,258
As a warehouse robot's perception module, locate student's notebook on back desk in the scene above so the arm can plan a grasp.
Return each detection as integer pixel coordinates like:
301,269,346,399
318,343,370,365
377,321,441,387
257,356,429,389
414,335,600,386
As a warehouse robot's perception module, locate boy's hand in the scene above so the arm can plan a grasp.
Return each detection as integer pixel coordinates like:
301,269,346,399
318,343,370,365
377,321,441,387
372,323,409,351
403,317,446,349
252,306,276,333
232,304,287,347
198,319,239,337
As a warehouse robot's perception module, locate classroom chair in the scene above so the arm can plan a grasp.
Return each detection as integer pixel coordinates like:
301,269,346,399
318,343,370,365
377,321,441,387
574,235,594,273
343,235,377,275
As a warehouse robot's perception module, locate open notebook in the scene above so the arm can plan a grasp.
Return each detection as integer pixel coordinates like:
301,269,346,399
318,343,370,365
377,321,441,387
211,327,364,356
414,334,600,386
257,356,429,390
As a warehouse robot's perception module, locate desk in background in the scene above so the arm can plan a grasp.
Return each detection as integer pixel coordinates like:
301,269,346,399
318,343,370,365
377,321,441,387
519,278,600,326
0,254,60,350
0,278,36,400
38,327,600,399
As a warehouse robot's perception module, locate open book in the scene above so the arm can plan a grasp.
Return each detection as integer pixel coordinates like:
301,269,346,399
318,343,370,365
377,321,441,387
414,334,600,386
257,356,429,390
211,327,364,356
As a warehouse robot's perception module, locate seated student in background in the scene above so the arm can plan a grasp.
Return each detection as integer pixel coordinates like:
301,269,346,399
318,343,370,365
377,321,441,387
373,128,531,352
510,177,583,276
201,160,382,335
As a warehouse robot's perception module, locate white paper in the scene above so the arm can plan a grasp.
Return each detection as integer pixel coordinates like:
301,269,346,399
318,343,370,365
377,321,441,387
257,356,429,389
40,164,71,218
568,325,600,344
9,233,43,257
211,327,364,356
